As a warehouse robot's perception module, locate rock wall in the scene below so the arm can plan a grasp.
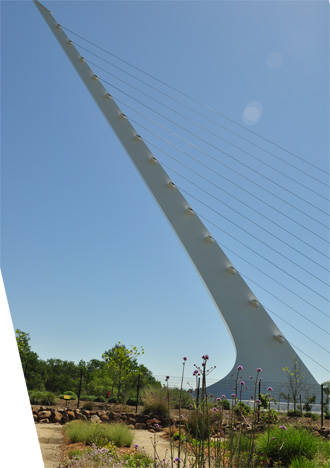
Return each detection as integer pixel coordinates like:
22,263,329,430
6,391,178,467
32,406,171,431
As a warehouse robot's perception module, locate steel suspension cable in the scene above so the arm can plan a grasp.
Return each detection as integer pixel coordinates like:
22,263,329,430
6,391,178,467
61,25,330,179
88,62,329,218
123,110,329,244
95,73,330,226
78,49,329,201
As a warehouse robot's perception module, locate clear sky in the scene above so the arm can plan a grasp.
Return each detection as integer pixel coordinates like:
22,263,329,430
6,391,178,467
1,0,329,388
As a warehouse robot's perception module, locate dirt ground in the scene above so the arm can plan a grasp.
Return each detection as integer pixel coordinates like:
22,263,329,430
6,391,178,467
36,424,65,468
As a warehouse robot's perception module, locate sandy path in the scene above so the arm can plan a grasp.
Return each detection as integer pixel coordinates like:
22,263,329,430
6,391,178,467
36,424,64,468
134,430,178,463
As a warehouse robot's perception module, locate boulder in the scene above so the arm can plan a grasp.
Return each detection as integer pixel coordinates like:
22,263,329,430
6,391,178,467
90,414,101,424
38,410,51,419
66,411,75,421
100,415,110,422
50,410,63,424
39,418,49,424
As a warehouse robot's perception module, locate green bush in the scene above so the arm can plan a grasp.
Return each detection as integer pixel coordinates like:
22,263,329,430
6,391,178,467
60,391,77,400
260,409,279,423
126,397,140,406
80,395,95,402
29,390,56,405
82,401,95,411
141,385,169,418
93,395,106,402
186,409,211,439
287,409,302,417
108,397,118,404
169,388,193,409
234,402,251,416
256,426,319,466
64,421,134,447
219,399,230,410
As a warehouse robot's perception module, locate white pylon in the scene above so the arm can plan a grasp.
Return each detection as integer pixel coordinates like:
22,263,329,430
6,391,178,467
34,1,320,397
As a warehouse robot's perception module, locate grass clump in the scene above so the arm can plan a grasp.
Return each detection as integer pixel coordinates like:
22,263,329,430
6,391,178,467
256,426,320,466
29,390,56,405
80,395,95,402
64,421,134,447
141,385,169,418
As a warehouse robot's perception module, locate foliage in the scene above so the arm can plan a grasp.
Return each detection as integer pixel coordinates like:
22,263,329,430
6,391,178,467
282,357,306,412
29,390,56,405
287,409,302,417
141,385,169,418
65,421,134,447
63,443,153,468
93,395,106,402
168,387,193,409
218,399,230,410
80,395,95,402
260,408,279,423
234,401,251,416
82,401,95,411
303,395,316,412
256,426,320,466
102,343,144,402
15,329,157,402
185,408,211,439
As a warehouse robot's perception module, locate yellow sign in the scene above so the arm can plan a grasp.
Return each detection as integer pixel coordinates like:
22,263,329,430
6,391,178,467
63,395,71,400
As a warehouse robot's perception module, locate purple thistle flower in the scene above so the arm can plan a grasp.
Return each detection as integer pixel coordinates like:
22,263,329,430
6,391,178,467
237,365,243,370
231,393,236,398
255,399,261,404
280,425,287,430
165,376,170,381
257,368,262,373
222,394,226,399
174,457,181,462
189,404,193,409
183,357,187,361
134,444,139,449
272,437,276,440
193,370,198,376
216,397,221,401
245,387,248,390
240,381,245,385
267,386,273,391
249,376,253,380
212,407,218,412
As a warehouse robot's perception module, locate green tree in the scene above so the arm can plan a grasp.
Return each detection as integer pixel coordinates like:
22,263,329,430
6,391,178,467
102,342,144,402
282,358,306,413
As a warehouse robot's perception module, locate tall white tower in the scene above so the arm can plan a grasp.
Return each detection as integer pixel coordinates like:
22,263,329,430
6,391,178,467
34,1,321,397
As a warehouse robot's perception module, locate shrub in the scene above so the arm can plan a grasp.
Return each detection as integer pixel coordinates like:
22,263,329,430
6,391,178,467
82,401,95,411
126,397,139,406
93,396,106,403
29,390,56,405
219,399,230,410
80,395,95,402
141,385,169,418
169,388,193,409
234,402,251,416
260,409,279,423
108,397,118,404
60,391,77,400
64,421,134,447
185,409,211,439
287,409,302,417
256,426,320,466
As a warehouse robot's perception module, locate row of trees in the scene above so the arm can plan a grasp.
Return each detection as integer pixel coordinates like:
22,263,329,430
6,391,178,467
15,329,158,402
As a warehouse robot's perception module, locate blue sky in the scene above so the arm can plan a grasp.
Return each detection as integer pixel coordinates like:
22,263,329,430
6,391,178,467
1,0,329,387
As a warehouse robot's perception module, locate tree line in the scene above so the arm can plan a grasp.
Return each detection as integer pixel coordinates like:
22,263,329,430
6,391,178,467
15,329,159,402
